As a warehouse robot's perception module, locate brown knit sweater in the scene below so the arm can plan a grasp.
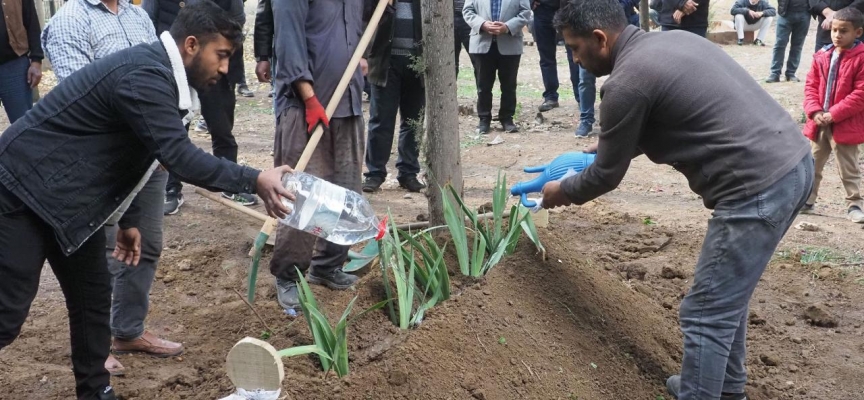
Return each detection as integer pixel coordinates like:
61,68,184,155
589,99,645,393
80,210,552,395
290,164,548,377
561,25,810,209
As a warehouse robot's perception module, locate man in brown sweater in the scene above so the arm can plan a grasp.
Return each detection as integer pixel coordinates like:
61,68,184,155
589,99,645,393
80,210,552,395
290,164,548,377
543,1,813,399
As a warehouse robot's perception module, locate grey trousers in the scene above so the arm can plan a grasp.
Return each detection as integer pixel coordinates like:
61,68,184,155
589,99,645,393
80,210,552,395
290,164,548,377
678,155,813,399
104,169,167,340
269,107,364,281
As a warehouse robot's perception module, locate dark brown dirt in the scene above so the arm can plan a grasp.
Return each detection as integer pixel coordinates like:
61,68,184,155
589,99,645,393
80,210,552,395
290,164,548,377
2,4,864,399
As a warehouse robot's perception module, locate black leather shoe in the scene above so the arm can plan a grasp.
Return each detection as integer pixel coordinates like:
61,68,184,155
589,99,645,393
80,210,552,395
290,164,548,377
362,176,385,193
237,84,254,98
398,175,427,192
785,75,800,82
538,99,559,112
501,120,519,132
477,118,491,134
307,269,358,290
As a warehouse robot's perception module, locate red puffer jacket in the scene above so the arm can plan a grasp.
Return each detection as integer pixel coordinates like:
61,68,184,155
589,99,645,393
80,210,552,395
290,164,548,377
803,42,864,145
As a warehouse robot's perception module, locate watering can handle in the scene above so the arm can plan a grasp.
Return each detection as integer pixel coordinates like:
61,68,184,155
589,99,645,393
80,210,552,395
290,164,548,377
523,164,547,174
521,193,537,208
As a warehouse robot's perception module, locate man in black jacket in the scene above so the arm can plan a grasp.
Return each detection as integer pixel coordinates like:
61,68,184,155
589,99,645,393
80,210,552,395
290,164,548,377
253,0,273,86
363,0,427,193
657,0,709,36
766,0,811,82
809,0,864,51
455,0,478,81
0,3,291,399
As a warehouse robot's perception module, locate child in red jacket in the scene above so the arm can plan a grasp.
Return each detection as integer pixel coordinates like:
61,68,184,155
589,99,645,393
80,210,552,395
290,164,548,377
803,7,864,223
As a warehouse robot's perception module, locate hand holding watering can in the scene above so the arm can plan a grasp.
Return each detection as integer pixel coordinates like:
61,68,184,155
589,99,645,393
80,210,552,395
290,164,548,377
510,151,596,210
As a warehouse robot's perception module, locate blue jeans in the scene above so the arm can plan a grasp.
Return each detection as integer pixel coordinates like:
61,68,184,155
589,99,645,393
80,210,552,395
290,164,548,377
104,169,167,340
566,47,596,125
678,155,813,399
770,12,810,78
0,56,33,123
365,55,424,180
534,4,579,102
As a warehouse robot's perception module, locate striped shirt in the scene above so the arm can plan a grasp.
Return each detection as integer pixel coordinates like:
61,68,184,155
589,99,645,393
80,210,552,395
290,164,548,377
490,0,502,21
392,0,415,55
42,0,157,81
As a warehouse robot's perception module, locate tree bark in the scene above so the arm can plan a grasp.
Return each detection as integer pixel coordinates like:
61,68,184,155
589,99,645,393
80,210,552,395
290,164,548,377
639,0,650,32
421,0,463,226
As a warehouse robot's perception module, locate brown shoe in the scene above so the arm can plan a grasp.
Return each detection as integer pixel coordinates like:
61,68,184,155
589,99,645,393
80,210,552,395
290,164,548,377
112,331,184,358
105,354,125,376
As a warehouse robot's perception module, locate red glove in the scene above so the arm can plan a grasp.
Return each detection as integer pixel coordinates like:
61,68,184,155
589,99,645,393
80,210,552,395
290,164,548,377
303,95,329,134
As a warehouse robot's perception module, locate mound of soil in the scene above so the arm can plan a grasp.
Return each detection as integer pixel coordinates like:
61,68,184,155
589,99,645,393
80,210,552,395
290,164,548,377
0,204,686,399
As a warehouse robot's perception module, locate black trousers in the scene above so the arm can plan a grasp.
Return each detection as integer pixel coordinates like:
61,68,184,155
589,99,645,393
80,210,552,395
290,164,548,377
166,75,238,193
473,41,521,122
0,185,112,399
454,14,478,83
365,55,425,180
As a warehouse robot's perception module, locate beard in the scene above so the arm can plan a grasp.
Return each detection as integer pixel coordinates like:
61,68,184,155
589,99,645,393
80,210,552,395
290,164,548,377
186,52,218,92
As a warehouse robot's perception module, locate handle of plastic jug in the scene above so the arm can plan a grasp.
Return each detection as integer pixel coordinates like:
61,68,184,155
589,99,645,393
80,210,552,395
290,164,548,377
521,193,537,208
523,163,548,174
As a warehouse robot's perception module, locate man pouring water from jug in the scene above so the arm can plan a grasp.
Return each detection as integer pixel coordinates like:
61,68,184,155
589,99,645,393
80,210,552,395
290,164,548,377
0,3,293,399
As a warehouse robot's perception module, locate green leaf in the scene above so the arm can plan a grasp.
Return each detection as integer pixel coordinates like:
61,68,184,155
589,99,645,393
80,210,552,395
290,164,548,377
442,186,470,275
432,242,450,301
378,218,399,325
491,171,507,250
504,205,525,255
305,306,336,372
483,214,524,275
277,344,331,360
519,207,546,259
498,336,507,345
470,231,487,277
448,185,490,250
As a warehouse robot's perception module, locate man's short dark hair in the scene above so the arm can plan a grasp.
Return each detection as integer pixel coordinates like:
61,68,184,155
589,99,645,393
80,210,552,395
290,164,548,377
169,1,243,50
834,7,864,30
553,0,628,37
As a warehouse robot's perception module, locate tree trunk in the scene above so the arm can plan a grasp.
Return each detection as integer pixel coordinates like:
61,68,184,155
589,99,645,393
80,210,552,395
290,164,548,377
421,0,463,227
639,0,650,32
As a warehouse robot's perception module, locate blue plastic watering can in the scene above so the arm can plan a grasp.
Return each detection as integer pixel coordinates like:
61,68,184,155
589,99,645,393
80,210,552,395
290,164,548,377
510,152,596,208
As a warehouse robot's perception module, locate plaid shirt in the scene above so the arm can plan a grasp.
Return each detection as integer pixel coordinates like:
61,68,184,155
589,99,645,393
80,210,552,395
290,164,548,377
490,0,502,21
42,0,157,81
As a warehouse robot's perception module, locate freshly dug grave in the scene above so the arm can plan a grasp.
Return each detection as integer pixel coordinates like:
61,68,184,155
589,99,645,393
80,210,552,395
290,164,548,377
0,204,681,399
3,200,863,399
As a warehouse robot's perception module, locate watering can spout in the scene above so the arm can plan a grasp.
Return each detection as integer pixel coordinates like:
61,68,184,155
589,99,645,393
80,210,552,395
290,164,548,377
509,152,596,208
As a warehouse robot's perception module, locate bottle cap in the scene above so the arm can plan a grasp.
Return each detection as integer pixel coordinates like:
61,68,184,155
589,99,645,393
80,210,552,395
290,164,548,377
375,216,388,241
